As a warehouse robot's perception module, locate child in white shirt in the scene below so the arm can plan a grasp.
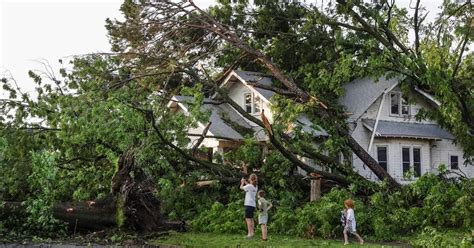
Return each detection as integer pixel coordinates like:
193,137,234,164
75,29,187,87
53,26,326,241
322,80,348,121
240,173,258,239
343,199,364,245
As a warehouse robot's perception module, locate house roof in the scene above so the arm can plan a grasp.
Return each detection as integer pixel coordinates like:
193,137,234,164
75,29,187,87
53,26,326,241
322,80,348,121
232,70,276,100
223,71,439,123
339,75,441,123
170,96,328,142
296,115,329,137
217,70,276,102
174,70,451,142
361,119,454,140
170,96,253,140
339,76,400,122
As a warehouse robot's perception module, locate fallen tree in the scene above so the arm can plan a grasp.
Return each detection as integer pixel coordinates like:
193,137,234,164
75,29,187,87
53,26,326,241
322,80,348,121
1,199,185,233
0,150,186,233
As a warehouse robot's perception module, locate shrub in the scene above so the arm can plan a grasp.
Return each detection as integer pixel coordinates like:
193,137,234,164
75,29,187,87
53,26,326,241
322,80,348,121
191,200,245,234
411,227,473,248
23,151,67,237
186,174,473,241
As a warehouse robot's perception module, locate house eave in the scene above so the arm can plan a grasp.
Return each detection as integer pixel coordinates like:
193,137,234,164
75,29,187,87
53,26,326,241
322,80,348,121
213,70,271,103
374,135,443,141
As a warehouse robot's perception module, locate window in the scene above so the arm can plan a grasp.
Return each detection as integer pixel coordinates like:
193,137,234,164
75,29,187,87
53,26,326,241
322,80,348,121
390,93,400,115
401,97,410,115
244,93,252,113
413,148,421,177
402,147,411,175
376,146,388,171
253,94,261,113
402,146,422,178
243,92,262,114
390,92,410,116
450,155,459,170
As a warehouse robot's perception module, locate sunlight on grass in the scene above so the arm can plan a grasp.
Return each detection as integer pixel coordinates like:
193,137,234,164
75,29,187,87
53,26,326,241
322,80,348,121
153,232,406,247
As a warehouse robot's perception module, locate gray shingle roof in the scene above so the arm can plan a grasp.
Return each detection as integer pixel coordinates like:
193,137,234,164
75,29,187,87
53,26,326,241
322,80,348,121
233,70,276,100
296,115,328,137
362,119,454,140
339,76,400,122
172,96,253,140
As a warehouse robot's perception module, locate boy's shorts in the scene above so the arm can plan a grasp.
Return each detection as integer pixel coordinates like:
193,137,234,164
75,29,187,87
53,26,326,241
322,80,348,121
244,206,255,218
258,214,268,225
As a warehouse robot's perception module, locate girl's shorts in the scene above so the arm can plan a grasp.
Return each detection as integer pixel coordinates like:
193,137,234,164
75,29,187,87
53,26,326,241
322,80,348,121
258,214,268,224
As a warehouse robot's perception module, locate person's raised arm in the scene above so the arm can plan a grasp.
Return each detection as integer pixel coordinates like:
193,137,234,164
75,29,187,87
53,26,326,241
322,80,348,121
240,178,247,190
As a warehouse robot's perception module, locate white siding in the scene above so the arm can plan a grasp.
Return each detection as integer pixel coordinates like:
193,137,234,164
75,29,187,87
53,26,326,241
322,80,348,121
351,91,473,182
228,80,249,111
177,74,474,182
351,124,432,183
363,87,436,124
372,138,430,183
431,139,474,178
227,79,273,125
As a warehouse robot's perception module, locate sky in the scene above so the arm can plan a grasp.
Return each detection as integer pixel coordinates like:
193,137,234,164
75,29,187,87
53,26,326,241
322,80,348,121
0,0,443,96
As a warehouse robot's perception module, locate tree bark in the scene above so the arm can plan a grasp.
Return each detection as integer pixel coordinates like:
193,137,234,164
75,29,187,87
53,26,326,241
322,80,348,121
52,200,116,231
1,200,186,232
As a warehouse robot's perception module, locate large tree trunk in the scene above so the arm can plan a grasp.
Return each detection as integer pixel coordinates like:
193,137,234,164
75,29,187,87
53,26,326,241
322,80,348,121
1,199,185,232
1,150,185,233
52,198,116,231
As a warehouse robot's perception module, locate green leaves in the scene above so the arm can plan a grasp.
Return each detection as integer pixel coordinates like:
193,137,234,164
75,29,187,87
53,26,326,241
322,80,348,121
23,151,66,237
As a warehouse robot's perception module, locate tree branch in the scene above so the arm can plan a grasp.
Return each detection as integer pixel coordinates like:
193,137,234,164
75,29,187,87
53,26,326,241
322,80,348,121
414,0,421,56
246,81,296,97
452,19,471,79
192,121,212,155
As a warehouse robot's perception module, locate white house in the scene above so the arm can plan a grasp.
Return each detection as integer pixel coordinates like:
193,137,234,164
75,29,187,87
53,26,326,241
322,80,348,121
168,70,473,182
340,76,473,182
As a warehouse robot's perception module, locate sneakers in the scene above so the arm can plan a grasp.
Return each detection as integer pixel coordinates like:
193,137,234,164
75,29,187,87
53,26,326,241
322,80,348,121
245,235,253,239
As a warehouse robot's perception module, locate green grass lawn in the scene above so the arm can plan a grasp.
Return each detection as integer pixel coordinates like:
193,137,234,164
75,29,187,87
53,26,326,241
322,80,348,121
153,232,410,247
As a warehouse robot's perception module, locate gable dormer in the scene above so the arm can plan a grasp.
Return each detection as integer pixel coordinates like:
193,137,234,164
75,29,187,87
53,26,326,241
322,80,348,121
368,86,437,124
340,75,440,125
216,70,275,125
